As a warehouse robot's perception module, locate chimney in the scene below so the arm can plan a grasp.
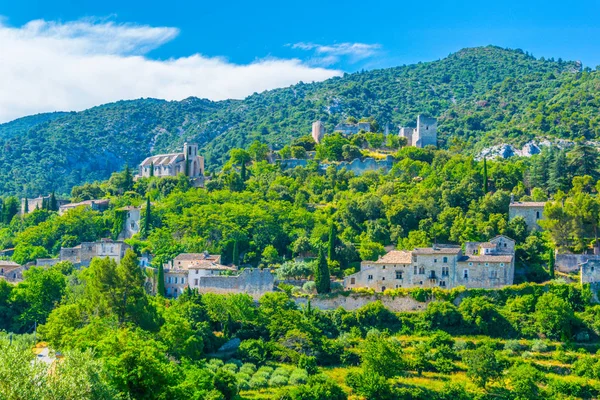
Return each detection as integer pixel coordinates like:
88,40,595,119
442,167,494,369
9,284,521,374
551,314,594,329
510,193,514,203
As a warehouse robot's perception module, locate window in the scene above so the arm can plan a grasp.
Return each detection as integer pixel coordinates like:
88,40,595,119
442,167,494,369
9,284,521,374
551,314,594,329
182,278,186,284
381,286,386,292
469,262,473,266
194,279,199,286
442,267,449,277
414,266,417,274
350,278,356,285
382,266,386,269
419,267,425,275
500,263,504,267
434,258,437,263
195,270,199,274
490,271,498,279
439,281,446,287
166,287,171,295
382,277,386,281
485,263,489,267
167,277,172,284
463,269,469,279
396,271,403,280
536,211,540,219
368,275,373,280
504,243,507,248
443,257,448,263
174,288,178,295
174,277,178,284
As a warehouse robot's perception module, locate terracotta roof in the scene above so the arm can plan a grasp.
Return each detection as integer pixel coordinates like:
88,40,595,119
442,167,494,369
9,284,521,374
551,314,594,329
375,251,412,264
459,255,513,263
140,153,183,167
490,235,515,242
413,246,462,255
510,202,546,207
174,253,220,261
187,261,237,271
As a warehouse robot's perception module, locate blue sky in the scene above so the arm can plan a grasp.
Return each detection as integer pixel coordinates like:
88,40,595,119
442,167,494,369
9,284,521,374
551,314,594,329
0,0,599,122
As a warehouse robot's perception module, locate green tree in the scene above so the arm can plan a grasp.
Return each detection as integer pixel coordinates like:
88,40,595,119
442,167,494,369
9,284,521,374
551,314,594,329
23,198,29,214
327,221,337,261
49,192,58,212
548,248,555,279
143,196,152,238
314,249,330,294
483,156,488,194
534,292,573,340
360,331,405,378
232,239,240,266
463,341,503,388
157,264,165,297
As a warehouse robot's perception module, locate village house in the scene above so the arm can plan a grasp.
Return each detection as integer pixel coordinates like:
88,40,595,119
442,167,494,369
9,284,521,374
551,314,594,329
21,195,69,214
162,252,274,299
137,143,205,186
344,235,515,291
0,260,24,282
509,196,546,231
60,239,131,267
117,206,142,239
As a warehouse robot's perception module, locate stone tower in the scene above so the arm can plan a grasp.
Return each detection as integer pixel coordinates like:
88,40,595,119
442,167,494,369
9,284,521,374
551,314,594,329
312,121,325,144
183,143,201,177
413,115,437,148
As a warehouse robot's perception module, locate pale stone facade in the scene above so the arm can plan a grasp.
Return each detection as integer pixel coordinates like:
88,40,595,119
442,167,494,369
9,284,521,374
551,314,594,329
312,121,325,144
138,143,205,181
21,196,69,214
344,236,515,291
509,200,546,231
60,239,131,267
118,206,141,239
399,115,437,148
162,252,274,299
0,260,24,282
580,259,600,284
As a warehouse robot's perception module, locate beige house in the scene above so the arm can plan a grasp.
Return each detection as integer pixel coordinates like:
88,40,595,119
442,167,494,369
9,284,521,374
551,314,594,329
117,206,141,239
345,236,515,291
162,252,274,299
509,199,546,231
60,239,131,267
138,143,204,182
0,260,24,282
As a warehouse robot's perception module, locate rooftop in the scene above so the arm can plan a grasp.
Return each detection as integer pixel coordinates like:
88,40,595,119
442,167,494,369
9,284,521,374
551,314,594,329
459,255,513,263
375,250,412,264
0,260,20,268
509,201,546,208
174,253,221,261
413,246,462,255
479,243,496,248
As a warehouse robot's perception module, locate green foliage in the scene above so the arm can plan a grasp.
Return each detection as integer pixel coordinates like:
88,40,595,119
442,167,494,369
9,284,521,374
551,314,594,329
462,341,504,388
314,249,330,294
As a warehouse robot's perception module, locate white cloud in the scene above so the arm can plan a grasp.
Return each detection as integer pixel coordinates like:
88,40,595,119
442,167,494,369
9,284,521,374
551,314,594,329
0,18,342,123
292,42,382,65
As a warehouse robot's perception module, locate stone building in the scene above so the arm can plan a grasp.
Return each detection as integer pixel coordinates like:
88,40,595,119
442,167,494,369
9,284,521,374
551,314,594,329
162,252,274,299
138,143,205,184
312,121,325,144
509,198,546,231
117,206,141,239
580,259,600,284
58,199,110,215
344,236,515,291
556,253,600,273
334,121,371,135
398,115,437,148
60,239,131,267
0,260,24,282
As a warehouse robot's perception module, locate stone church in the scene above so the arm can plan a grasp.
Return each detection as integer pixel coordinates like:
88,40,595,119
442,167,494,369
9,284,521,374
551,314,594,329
138,143,204,180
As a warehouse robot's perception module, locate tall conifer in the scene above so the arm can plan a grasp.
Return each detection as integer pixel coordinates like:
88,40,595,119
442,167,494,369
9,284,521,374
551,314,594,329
315,249,331,294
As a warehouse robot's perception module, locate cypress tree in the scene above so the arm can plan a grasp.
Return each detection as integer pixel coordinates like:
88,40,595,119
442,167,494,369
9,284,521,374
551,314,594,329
548,248,555,279
157,264,165,296
23,198,29,214
49,191,58,211
327,221,337,261
315,249,331,294
232,239,240,266
143,196,151,238
123,164,134,192
240,162,247,182
149,162,154,177
483,156,488,194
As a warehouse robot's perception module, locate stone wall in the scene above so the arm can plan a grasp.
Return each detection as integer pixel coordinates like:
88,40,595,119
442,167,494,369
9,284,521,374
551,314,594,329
196,268,274,299
556,254,600,273
279,158,308,169
294,293,431,312
333,156,394,175
508,204,545,231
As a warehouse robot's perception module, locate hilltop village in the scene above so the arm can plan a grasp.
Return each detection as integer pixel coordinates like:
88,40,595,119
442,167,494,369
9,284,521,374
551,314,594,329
2,116,599,300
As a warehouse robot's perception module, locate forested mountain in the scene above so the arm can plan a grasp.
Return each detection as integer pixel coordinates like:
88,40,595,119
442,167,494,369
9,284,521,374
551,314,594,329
1,45,597,196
